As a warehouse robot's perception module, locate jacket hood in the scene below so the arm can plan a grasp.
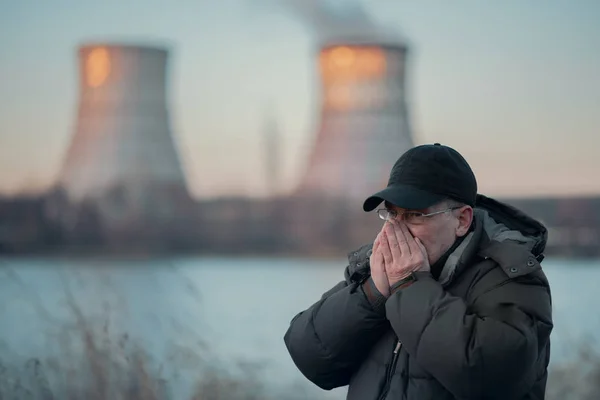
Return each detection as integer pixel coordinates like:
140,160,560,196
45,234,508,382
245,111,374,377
437,194,548,286
475,194,547,255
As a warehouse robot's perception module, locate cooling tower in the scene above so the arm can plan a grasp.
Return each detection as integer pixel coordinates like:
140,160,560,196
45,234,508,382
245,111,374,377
59,43,188,211
298,38,414,199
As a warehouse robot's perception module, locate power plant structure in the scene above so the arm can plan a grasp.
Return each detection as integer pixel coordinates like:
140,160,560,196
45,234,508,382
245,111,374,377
297,39,414,199
58,43,189,219
290,1,414,199
262,111,282,198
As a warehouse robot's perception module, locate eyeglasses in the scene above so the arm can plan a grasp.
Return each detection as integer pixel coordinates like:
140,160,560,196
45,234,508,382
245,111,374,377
376,207,463,224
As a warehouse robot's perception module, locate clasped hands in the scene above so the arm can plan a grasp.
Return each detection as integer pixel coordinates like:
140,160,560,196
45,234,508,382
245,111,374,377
369,220,431,297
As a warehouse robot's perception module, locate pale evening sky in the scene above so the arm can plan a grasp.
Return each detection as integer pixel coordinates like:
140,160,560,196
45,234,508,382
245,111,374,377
0,0,599,199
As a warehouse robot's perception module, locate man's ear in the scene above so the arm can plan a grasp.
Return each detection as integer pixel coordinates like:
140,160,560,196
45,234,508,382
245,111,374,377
455,206,473,237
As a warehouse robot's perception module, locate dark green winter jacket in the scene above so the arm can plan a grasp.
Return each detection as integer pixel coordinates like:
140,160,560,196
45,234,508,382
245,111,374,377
284,195,553,399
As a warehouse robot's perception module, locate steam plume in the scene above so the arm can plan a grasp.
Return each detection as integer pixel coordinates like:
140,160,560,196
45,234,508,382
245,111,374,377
255,0,401,45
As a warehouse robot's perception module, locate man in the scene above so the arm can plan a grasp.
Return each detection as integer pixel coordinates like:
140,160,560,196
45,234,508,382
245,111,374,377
284,143,553,400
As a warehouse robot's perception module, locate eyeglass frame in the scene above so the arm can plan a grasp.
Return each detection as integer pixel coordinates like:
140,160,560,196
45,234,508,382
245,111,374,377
376,206,464,223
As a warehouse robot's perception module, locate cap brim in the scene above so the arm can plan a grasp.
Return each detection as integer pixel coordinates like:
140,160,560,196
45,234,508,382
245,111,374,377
363,184,446,212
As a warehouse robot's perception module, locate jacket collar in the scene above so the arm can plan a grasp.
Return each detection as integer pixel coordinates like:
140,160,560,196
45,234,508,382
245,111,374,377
438,194,547,285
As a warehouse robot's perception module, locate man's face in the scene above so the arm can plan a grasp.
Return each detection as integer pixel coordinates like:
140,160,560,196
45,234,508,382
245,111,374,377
385,200,473,265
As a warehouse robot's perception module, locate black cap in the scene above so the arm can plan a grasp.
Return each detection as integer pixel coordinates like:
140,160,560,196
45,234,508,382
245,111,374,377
363,143,477,211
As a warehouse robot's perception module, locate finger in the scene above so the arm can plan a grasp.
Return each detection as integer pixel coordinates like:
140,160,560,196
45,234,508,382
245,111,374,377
369,248,389,296
373,238,380,252
374,231,382,246
374,230,385,249
371,234,381,259
393,221,411,257
380,230,394,266
379,222,387,233
399,223,420,258
415,237,429,259
370,247,385,274
384,222,403,261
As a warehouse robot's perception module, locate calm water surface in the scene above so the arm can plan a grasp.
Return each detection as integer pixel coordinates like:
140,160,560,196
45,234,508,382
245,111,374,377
0,256,598,398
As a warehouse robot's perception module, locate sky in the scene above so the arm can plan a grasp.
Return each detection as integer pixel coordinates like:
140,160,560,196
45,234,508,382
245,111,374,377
1,0,599,199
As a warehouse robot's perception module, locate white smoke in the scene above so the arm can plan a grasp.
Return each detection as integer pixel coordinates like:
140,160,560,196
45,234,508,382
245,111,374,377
254,0,401,45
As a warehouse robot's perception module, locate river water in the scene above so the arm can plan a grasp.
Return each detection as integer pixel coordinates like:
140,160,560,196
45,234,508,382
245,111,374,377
0,256,598,399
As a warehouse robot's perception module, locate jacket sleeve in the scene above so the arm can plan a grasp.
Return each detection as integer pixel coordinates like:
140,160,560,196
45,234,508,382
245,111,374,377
385,271,552,399
283,271,389,390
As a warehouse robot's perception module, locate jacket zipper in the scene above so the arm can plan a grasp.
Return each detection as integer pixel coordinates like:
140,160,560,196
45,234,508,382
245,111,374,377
378,340,402,400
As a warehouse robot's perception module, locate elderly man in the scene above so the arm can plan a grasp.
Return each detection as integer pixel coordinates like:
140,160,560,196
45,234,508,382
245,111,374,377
284,143,553,400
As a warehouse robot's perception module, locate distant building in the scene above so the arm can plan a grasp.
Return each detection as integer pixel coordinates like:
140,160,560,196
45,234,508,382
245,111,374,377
296,24,413,199
58,43,190,221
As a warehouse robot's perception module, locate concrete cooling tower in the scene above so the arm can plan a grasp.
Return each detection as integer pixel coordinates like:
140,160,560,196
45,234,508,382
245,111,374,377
58,43,189,213
298,41,414,198
279,0,414,199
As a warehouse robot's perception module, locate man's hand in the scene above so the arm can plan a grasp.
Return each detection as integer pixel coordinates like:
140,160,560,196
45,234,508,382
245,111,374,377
381,221,430,286
369,230,391,297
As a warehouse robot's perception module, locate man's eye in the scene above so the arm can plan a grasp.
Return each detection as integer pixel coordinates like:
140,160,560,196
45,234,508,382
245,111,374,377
405,212,422,219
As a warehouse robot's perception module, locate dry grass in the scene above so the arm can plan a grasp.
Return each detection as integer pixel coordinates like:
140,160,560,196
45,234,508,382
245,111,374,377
1,264,598,399
0,311,310,400
546,341,600,400
3,330,598,400
0,264,313,400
